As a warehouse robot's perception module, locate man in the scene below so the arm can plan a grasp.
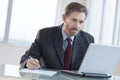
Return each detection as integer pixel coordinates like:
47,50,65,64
20,2,94,70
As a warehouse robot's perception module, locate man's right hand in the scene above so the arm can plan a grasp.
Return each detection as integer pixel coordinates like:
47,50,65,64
26,57,40,70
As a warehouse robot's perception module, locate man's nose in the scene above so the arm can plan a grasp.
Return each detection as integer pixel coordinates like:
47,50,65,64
75,22,80,27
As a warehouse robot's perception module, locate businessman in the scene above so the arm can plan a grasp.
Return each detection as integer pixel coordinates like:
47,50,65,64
20,2,94,70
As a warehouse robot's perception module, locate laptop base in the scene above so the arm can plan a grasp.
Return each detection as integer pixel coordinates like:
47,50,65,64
60,70,112,78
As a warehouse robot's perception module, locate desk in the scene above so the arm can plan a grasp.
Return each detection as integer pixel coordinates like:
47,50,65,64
0,64,120,80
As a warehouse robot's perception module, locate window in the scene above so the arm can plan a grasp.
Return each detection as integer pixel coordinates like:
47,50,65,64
9,0,58,46
0,0,8,41
86,0,120,46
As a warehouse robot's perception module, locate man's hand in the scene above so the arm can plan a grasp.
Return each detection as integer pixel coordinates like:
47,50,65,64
26,57,40,70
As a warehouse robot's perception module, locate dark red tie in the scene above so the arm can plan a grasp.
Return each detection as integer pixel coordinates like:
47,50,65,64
64,38,73,70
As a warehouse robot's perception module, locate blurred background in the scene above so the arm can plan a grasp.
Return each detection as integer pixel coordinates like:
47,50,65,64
0,0,120,65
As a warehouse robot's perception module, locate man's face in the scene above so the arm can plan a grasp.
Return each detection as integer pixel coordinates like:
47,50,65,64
62,11,86,36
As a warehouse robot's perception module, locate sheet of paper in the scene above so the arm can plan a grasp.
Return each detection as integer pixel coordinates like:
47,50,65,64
19,69,57,76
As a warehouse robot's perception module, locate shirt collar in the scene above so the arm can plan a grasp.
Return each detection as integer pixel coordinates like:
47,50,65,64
61,26,74,41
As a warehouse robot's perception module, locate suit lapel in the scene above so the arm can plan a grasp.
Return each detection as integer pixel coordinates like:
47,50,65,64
71,32,83,68
54,27,64,66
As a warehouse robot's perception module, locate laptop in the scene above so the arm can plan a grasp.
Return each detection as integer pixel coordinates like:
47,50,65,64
61,43,120,78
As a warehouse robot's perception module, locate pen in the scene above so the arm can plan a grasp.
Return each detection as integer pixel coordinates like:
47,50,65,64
29,56,34,61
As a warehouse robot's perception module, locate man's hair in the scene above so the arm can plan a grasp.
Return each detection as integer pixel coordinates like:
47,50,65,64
64,2,87,17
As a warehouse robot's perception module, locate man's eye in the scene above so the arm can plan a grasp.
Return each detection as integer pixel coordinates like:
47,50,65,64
79,21,84,24
72,19,77,22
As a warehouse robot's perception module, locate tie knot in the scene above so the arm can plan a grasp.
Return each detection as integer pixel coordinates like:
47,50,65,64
66,37,72,42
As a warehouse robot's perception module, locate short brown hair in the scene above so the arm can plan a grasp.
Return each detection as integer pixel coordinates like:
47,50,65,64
64,2,87,17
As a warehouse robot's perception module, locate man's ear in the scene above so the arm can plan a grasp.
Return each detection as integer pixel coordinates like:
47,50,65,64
62,14,66,22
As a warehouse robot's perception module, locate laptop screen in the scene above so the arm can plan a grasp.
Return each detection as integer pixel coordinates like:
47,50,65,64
79,43,120,75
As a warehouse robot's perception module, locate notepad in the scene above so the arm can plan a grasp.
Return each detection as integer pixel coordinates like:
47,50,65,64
19,69,57,76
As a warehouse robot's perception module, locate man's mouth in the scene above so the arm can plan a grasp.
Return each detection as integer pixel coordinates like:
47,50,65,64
71,28,79,32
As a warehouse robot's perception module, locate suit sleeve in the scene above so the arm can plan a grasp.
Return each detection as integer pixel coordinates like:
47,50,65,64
20,30,42,69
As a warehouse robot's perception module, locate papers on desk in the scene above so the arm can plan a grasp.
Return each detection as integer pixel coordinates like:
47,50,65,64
19,69,57,76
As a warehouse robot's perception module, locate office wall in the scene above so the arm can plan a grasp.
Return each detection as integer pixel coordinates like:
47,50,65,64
0,43,28,65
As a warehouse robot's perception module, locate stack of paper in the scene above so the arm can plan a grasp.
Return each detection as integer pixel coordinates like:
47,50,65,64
19,69,57,76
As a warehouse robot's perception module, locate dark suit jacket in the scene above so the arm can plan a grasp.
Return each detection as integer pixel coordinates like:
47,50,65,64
20,24,94,70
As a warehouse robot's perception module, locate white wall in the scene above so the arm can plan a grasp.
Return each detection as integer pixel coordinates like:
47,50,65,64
0,43,28,65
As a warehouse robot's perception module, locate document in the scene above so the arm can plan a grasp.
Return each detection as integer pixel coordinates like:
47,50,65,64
19,69,57,76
